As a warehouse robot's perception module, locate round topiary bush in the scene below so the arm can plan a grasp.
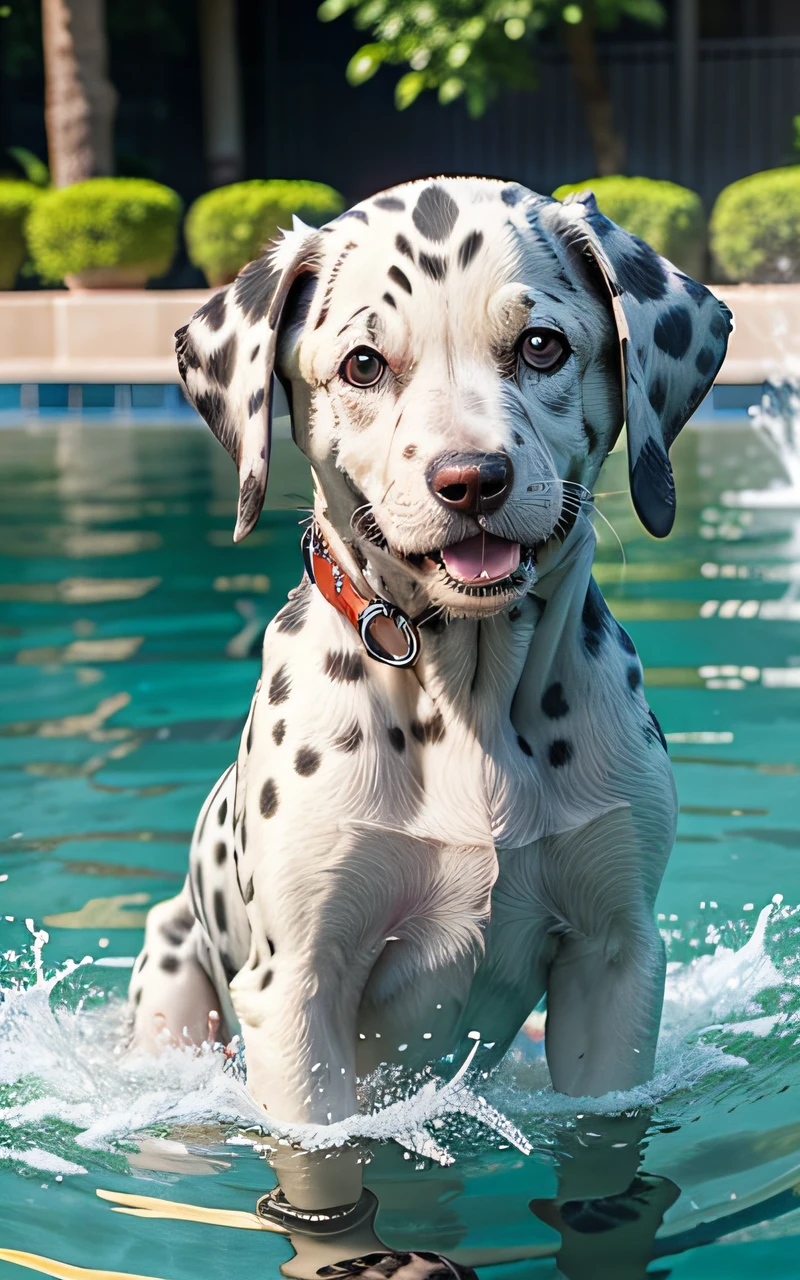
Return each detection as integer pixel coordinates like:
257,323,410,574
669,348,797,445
0,182,42,289
26,178,183,288
553,175,707,279
185,180,346,286
710,167,800,283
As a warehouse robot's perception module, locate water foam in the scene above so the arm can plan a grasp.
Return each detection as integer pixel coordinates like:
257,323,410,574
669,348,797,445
0,904,794,1177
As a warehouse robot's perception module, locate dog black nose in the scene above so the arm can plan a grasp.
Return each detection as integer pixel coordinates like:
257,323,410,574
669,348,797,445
427,451,513,515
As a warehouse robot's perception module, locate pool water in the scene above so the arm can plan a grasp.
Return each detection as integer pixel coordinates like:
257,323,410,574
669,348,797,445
2,418,800,1279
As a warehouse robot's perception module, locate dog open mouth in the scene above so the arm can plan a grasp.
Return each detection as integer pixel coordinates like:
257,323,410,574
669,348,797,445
409,532,536,597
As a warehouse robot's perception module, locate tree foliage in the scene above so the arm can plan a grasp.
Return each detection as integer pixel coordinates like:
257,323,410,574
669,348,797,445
318,0,665,117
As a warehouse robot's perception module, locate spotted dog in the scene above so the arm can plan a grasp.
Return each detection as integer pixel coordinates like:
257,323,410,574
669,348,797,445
129,178,731,1212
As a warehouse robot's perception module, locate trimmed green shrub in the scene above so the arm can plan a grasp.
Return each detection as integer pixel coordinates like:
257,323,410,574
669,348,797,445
26,178,182,285
710,167,800,283
185,180,346,285
553,176,707,279
0,182,42,289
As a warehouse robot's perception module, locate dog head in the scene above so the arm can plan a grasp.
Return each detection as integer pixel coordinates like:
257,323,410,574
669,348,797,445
176,178,731,619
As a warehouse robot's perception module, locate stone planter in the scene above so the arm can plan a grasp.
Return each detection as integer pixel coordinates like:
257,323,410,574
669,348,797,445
64,264,155,290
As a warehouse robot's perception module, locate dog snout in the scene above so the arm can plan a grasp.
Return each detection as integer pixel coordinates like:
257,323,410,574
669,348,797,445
427,451,513,516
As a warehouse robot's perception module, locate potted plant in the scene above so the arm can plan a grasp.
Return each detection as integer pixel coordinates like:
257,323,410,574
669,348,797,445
185,179,345,286
26,177,182,289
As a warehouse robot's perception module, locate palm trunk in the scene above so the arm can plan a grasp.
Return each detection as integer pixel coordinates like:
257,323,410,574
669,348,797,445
562,4,626,176
41,0,117,187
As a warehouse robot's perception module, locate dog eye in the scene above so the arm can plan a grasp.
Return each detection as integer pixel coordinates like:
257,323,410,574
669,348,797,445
518,328,570,373
340,347,386,388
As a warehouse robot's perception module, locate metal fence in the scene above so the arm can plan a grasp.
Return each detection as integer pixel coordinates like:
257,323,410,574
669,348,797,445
264,35,800,209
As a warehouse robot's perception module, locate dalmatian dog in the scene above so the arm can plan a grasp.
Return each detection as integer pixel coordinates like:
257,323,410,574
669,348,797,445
129,178,731,1226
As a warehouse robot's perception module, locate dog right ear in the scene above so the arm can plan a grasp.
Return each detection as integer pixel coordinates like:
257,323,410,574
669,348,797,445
175,231,322,542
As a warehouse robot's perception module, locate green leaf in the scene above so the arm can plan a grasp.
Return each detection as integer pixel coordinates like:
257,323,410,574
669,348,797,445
7,146,50,187
447,41,471,68
504,17,526,39
562,4,583,23
346,42,387,84
395,71,426,109
438,76,465,105
317,0,353,21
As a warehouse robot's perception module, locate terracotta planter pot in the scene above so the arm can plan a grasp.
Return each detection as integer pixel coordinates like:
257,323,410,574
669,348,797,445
64,264,154,290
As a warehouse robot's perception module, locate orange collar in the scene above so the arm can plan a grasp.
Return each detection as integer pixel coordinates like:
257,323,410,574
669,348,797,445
302,523,422,667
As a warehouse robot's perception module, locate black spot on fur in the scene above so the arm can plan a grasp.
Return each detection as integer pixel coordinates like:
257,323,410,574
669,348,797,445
218,798,227,825
612,236,669,304
710,306,732,341
383,292,396,308
207,332,237,388
259,778,278,818
336,722,362,752
654,304,693,360
418,252,447,282
679,273,708,305
395,234,413,259
269,665,291,704
196,290,227,331
549,739,572,768
250,344,260,361
241,821,247,853
275,581,310,634
388,265,412,294
260,969,273,990
412,184,458,242
194,388,227,436
272,719,286,746
648,708,668,750
617,624,636,654
295,746,320,776
375,195,405,211
215,841,227,866
628,665,642,690
410,711,445,745
248,386,265,417
174,325,201,377
247,717,254,753
325,650,364,683
160,954,181,973
134,987,142,1005
513,431,524,447
337,208,368,225
582,579,608,657
517,734,533,757
138,952,148,972
234,254,276,323
388,726,405,752
457,230,483,269
501,184,523,206
542,682,569,718
213,890,227,933
648,378,667,416
630,437,676,537
695,346,715,375
244,876,255,904
161,924,185,946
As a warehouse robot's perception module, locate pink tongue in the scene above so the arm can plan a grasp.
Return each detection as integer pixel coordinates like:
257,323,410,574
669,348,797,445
442,532,521,584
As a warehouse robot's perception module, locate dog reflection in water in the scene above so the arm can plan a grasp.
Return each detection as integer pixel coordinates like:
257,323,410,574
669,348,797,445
126,176,730,1275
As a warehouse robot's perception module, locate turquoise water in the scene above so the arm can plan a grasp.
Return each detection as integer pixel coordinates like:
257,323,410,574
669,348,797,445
1,418,800,1278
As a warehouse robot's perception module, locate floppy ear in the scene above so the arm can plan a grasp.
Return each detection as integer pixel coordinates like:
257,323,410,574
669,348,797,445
559,191,733,537
175,231,322,541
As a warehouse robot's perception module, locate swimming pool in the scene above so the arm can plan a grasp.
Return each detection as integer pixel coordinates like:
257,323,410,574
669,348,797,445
1,416,800,1279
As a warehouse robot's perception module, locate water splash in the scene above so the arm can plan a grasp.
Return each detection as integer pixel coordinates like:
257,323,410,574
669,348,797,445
0,903,797,1179
723,380,800,508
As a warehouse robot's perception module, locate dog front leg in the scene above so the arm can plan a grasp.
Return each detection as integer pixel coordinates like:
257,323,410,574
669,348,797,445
545,915,666,1103
231,932,378,1212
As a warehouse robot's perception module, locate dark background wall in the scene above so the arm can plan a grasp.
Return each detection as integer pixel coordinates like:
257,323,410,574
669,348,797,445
1,0,800,281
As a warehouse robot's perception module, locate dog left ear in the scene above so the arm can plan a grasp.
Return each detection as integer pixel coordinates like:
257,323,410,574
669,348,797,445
559,192,733,538
175,230,322,541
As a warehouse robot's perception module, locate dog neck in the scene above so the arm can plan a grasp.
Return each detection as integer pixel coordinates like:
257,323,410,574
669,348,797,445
311,500,597,725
